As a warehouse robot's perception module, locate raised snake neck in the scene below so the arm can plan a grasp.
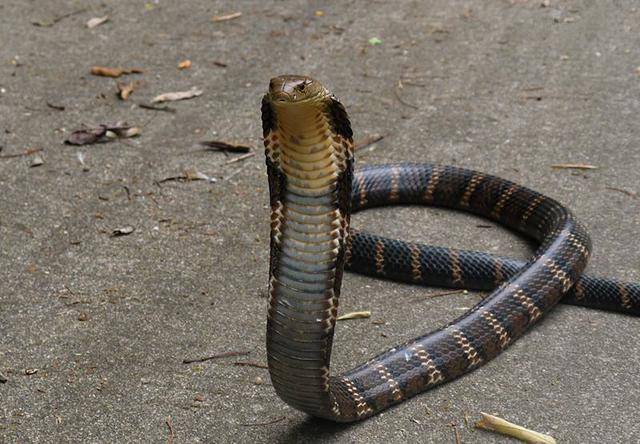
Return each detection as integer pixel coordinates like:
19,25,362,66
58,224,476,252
260,75,633,422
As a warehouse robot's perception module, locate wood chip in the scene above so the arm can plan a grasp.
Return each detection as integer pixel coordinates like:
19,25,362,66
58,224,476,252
212,12,242,22
475,412,556,444
151,87,203,103
24,368,38,375
178,60,192,70
111,226,135,237
90,66,144,78
551,163,598,170
86,16,109,28
337,311,371,321
29,154,44,167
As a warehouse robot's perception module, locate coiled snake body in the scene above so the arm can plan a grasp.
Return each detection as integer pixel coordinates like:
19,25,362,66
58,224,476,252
261,75,639,422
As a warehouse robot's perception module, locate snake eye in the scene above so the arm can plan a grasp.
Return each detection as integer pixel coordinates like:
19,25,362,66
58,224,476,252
298,83,306,91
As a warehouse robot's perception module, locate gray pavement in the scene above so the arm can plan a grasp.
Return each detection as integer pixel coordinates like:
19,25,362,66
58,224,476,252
1,1,639,442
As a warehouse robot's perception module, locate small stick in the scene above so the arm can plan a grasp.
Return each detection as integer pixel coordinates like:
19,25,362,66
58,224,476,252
393,88,419,109
354,134,385,151
413,289,468,302
0,148,43,159
240,416,286,427
224,151,255,165
475,412,556,444
182,351,250,364
551,163,598,170
337,310,371,321
233,361,269,369
606,186,637,198
165,416,174,444
138,103,177,113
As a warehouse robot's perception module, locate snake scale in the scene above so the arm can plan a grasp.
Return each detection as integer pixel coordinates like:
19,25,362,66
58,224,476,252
261,75,639,422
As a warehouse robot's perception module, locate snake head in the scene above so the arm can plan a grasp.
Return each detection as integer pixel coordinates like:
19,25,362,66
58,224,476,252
267,75,328,104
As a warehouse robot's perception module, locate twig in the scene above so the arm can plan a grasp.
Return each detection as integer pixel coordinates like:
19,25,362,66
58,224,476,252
212,12,242,22
451,423,462,444
240,416,286,427
138,103,177,113
32,8,87,27
0,148,43,159
224,152,255,165
182,351,250,364
337,310,371,321
200,140,252,153
393,87,419,109
233,361,269,369
475,412,556,444
551,163,598,170
165,416,174,444
413,289,467,302
354,134,385,151
606,186,637,198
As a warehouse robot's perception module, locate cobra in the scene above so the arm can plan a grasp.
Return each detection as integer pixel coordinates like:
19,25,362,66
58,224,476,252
261,75,639,422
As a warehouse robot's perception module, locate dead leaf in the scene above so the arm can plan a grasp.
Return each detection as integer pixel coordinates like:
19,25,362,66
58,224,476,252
212,12,242,22
158,169,217,184
65,126,107,145
475,412,556,444
86,16,109,28
152,87,203,103
199,140,252,153
117,81,138,100
337,311,371,321
551,163,598,170
178,60,192,70
65,122,140,145
111,226,135,237
90,66,144,78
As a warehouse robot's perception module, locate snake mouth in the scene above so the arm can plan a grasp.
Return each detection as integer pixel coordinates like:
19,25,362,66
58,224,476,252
268,75,328,105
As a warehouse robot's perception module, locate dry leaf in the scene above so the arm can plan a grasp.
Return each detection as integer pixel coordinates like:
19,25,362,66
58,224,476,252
337,311,371,321
178,60,192,70
86,16,109,28
475,412,556,444
90,66,144,78
117,81,137,100
65,122,140,145
212,12,242,22
151,87,203,103
551,163,598,170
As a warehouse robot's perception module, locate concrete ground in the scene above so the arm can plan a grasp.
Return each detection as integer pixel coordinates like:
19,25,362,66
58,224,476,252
1,0,639,442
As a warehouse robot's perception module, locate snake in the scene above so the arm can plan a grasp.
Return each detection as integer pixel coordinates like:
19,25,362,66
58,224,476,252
261,75,639,422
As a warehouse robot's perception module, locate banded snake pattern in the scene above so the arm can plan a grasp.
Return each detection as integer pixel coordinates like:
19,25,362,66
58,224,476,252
261,75,639,422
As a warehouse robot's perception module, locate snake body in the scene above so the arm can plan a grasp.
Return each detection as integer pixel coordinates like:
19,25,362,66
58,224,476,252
261,75,634,422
